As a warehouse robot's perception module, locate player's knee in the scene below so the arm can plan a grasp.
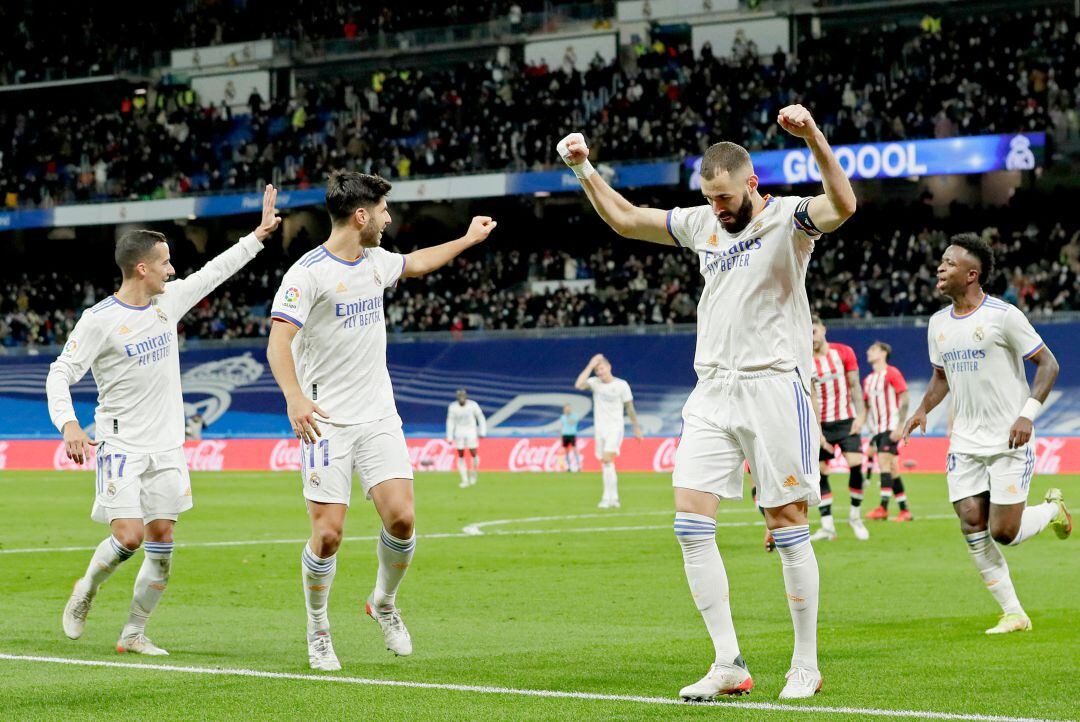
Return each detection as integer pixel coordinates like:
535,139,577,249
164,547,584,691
314,526,343,554
386,510,415,539
990,524,1019,546
114,531,143,551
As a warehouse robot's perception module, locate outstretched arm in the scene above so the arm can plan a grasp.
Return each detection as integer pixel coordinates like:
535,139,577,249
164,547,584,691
557,134,674,245
403,216,497,278
162,184,282,316
777,106,857,233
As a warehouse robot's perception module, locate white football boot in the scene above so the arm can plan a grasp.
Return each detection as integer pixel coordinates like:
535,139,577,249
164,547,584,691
116,631,169,656
365,594,413,656
307,630,342,671
62,580,95,640
679,656,753,701
778,667,823,699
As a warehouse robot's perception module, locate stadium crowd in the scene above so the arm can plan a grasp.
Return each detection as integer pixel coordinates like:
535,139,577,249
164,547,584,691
3,197,1077,348
3,5,1078,209
0,1,550,84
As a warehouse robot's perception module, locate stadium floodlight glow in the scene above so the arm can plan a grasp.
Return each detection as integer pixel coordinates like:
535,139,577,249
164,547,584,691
685,133,1045,189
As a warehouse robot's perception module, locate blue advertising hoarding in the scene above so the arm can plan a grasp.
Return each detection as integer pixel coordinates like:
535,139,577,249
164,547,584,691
686,133,1046,190
3,322,1078,440
505,160,679,194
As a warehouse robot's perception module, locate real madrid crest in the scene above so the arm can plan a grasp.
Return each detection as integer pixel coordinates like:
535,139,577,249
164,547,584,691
107,482,117,496
973,326,984,341
372,265,383,286
309,473,321,488
156,307,169,324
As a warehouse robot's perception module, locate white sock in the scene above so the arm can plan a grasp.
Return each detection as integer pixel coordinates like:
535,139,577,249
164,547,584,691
457,457,468,485
675,512,741,666
373,528,415,612
602,462,618,502
848,505,861,521
1007,502,1058,546
773,525,819,672
965,531,1024,615
123,541,173,636
301,543,337,634
79,535,136,595
820,515,836,533
470,455,480,484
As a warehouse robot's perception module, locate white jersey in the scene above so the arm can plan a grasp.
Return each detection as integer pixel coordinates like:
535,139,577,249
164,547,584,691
46,234,264,453
271,243,406,425
927,295,1045,455
587,376,633,432
666,195,819,389
446,400,487,438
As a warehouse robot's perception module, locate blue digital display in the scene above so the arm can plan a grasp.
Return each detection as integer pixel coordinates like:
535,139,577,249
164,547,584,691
686,133,1046,190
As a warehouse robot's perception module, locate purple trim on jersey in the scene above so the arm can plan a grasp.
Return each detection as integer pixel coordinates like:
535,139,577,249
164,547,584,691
322,245,364,267
949,293,988,319
300,247,328,267
271,311,303,329
90,298,117,314
111,294,151,311
299,247,323,263
1023,342,1045,359
665,209,682,247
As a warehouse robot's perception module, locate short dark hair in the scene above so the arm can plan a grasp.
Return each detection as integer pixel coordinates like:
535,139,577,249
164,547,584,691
872,341,892,360
949,232,995,283
326,170,392,224
115,230,167,278
811,313,824,326
700,142,752,180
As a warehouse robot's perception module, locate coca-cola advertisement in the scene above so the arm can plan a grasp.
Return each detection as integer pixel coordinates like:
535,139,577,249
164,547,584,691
2,436,1078,473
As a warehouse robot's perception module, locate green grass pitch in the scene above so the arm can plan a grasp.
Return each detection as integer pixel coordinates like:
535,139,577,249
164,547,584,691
0,470,1076,721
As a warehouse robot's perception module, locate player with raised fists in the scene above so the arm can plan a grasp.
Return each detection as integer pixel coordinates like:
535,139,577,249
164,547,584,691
558,104,857,700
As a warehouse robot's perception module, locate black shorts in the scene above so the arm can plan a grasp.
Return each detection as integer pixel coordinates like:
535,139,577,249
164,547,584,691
819,419,861,461
561,435,576,448
872,431,900,455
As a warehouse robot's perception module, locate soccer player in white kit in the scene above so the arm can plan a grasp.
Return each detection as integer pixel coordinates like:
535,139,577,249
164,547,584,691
51,185,282,655
558,103,857,700
574,354,642,508
446,388,486,488
267,171,496,671
903,233,1070,635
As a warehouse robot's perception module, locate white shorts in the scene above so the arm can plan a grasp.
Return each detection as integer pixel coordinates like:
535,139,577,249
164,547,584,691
91,443,192,524
673,370,821,508
946,446,1036,505
301,414,413,506
453,433,479,451
594,428,624,460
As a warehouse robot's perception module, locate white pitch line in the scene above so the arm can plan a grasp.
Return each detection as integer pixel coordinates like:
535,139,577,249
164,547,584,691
0,654,1062,722
0,515,959,555
462,509,747,536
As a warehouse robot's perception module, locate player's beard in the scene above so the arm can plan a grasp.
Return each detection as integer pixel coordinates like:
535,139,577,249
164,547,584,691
717,190,754,234
359,222,383,248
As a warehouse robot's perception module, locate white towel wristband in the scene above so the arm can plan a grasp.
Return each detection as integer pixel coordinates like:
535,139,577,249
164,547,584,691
1019,397,1043,422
